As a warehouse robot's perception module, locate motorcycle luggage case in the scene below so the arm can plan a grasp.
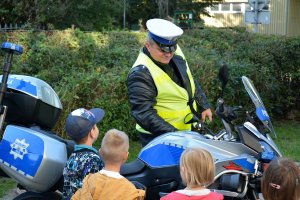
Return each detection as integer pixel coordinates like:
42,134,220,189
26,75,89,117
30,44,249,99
0,125,67,192
1,75,62,129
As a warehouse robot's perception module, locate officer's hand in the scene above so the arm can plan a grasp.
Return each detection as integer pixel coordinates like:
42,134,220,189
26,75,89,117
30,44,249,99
201,108,213,122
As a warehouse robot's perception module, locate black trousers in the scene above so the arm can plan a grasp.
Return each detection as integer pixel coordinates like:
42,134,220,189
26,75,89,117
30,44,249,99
139,132,156,147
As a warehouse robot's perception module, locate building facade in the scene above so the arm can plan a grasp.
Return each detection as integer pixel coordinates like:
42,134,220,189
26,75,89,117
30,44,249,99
201,0,300,36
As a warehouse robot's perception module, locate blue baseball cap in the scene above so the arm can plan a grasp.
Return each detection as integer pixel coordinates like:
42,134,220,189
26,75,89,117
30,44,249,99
65,108,105,141
146,18,183,46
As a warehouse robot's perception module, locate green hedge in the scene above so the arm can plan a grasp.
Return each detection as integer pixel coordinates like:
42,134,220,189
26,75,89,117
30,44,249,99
0,28,299,140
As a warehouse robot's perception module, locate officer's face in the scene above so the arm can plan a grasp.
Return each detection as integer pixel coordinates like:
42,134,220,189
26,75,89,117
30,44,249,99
146,41,174,64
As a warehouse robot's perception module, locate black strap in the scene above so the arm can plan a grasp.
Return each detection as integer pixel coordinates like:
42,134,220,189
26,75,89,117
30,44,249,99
187,97,202,122
172,55,202,123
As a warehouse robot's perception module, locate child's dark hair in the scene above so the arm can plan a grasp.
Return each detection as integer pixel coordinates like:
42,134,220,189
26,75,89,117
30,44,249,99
262,158,300,200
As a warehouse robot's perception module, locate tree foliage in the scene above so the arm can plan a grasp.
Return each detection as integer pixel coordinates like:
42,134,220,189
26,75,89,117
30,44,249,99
1,0,221,30
55,0,123,31
126,0,158,29
0,0,123,30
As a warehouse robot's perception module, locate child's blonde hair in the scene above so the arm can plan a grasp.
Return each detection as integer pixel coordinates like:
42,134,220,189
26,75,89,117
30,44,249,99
262,158,300,200
180,148,215,187
100,129,129,164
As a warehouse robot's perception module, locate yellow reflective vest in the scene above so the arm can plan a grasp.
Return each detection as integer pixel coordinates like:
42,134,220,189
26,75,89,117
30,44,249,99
132,46,197,133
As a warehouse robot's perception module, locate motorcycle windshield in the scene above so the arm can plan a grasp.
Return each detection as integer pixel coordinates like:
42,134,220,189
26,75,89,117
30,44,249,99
242,76,277,138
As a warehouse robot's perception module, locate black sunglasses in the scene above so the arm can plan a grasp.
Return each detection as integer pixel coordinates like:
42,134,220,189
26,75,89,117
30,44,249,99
158,44,177,53
153,40,177,53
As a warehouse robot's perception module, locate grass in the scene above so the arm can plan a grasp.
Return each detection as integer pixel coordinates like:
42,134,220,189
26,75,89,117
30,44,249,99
0,177,17,197
128,140,143,162
273,120,300,161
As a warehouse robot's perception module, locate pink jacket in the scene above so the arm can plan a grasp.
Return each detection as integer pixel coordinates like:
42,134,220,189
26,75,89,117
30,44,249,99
161,191,224,200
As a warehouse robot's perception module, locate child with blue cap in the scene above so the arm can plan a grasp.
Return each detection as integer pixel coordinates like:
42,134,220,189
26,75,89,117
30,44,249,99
62,108,105,200
127,18,212,146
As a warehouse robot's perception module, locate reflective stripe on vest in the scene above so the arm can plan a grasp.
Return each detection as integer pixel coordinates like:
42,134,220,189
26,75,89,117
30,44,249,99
132,46,197,134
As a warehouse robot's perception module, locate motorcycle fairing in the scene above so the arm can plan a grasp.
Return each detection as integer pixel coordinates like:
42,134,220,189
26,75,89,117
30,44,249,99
139,143,184,167
259,149,276,162
139,131,259,168
244,122,282,157
0,125,43,177
219,154,256,174
139,131,202,168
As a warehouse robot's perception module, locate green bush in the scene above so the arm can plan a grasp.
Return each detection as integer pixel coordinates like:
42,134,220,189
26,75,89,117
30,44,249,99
0,28,299,139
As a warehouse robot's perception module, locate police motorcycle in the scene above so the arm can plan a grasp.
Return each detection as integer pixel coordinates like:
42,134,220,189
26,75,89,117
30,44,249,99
120,64,282,200
0,42,75,199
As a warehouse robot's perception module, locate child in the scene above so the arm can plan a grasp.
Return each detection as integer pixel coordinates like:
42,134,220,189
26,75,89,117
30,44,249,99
261,158,300,200
71,129,145,200
161,148,223,200
62,108,105,200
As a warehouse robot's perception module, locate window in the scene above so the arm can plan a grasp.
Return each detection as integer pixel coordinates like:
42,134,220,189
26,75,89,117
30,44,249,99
221,4,231,11
210,5,219,11
207,2,270,13
208,3,244,13
232,3,242,12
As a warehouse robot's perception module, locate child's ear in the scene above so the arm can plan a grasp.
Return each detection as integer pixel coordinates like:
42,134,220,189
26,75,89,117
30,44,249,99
180,166,188,185
180,166,185,173
90,125,97,138
180,166,187,177
123,151,129,162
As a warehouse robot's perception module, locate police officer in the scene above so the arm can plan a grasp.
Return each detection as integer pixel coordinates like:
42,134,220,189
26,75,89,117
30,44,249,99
127,18,212,146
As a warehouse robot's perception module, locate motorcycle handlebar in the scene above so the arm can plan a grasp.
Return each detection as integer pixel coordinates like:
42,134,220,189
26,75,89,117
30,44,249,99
193,121,216,136
216,98,242,122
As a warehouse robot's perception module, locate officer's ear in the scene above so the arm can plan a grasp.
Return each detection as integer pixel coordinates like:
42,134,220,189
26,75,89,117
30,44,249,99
145,41,151,49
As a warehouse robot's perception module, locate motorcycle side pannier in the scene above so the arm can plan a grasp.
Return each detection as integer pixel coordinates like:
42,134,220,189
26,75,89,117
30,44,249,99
1,75,62,129
0,125,67,192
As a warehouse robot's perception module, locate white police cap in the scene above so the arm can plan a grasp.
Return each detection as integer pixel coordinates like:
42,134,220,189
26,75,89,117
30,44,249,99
146,18,183,46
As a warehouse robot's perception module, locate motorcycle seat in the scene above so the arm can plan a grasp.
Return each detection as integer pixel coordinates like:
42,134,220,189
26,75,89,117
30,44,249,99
120,158,146,176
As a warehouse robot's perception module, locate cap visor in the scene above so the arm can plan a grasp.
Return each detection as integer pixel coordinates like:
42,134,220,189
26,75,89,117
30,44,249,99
89,108,105,123
149,32,177,46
